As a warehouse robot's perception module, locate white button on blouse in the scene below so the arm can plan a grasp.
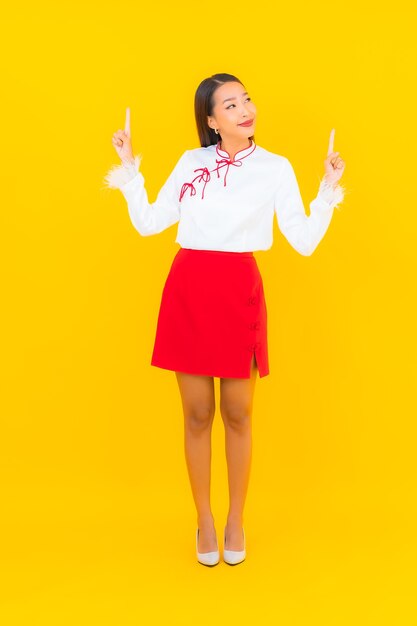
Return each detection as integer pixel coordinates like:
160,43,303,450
103,140,345,256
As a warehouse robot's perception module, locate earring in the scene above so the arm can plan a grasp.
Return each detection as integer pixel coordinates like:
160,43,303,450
215,128,219,134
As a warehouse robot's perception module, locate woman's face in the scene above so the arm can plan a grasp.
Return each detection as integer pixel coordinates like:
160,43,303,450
207,81,257,143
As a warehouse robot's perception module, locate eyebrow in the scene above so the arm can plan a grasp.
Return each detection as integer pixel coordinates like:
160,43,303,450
222,91,249,104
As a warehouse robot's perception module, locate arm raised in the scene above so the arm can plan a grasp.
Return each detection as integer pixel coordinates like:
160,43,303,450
274,157,345,256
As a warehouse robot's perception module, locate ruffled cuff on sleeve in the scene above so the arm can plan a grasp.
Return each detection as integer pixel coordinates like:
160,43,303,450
103,154,142,190
317,177,346,211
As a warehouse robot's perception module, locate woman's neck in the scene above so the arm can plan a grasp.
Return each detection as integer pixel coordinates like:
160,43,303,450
219,138,252,161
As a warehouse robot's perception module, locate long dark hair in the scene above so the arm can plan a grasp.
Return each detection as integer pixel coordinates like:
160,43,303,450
194,73,255,148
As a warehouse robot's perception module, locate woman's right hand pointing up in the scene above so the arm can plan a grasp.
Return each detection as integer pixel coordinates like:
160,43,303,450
112,107,135,164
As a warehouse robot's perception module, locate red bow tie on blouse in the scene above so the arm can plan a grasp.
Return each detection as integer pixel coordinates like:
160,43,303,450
179,140,256,202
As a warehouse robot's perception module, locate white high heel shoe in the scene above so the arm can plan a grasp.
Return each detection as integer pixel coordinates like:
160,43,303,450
223,527,246,565
196,528,220,566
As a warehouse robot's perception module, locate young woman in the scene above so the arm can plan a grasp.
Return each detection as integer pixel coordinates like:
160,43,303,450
104,73,346,567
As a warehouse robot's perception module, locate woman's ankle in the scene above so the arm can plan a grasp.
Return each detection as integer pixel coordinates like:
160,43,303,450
197,514,215,529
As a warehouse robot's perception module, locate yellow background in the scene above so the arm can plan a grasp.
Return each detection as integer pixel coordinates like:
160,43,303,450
1,0,416,623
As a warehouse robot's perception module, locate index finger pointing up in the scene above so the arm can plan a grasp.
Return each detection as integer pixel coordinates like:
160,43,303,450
327,128,335,156
125,106,131,138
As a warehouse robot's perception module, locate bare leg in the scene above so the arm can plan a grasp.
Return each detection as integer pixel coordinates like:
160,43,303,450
175,371,217,553
220,354,258,550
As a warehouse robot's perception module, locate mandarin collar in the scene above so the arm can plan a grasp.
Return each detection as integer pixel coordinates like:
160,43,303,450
215,139,256,162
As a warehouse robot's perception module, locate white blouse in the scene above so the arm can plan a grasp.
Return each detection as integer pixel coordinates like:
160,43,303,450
103,140,345,256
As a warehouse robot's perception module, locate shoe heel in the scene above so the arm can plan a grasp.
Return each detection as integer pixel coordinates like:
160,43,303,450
196,528,220,566
223,527,246,565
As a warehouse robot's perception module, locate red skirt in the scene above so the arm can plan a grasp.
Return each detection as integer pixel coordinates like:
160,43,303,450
150,247,269,379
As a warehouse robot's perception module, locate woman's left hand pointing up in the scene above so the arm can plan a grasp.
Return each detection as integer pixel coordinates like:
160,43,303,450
324,128,345,185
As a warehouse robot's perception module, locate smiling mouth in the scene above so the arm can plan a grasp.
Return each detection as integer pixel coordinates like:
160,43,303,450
238,119,254,126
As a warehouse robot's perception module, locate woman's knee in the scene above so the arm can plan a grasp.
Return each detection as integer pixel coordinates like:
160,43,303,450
220,373,256,429
175,372,216,430
184,405,216,431
220,401,252,429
